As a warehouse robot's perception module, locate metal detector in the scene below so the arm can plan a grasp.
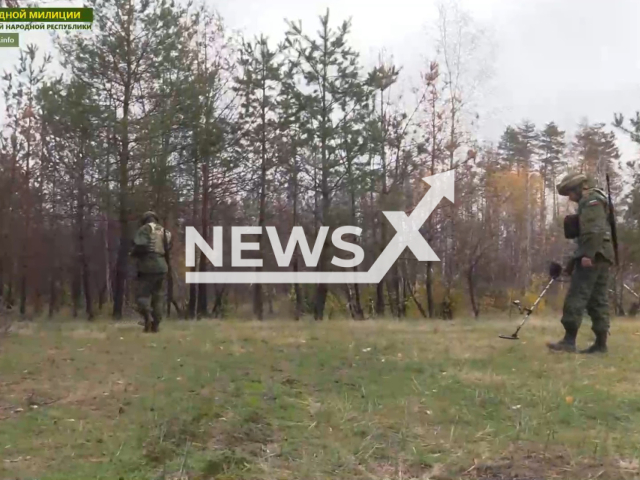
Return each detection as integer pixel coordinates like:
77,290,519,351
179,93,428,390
499,262,563,340
608,284,639,299
624,283,640,301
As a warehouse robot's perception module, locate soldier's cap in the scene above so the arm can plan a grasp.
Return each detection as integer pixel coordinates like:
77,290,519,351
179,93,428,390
141,211,159,224
556,172,587,196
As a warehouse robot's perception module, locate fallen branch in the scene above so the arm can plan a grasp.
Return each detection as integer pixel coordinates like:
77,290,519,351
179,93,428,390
404,278,427,318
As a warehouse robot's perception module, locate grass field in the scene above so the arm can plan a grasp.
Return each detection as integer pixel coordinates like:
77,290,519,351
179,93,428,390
2,316,640,480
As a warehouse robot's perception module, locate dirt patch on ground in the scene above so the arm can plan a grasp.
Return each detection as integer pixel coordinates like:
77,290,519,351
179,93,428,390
66,329,108,340
460,443,621,480
8,324,36,336
57,377,130,406
0,373,131,420
367,460,447,480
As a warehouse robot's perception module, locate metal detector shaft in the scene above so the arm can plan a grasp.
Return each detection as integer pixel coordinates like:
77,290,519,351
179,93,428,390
500,276,556,339
624,283,640,300
512,277,555,332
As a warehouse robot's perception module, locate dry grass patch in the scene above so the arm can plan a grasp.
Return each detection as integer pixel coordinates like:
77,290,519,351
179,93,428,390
66,328,109,339
455,369,507,387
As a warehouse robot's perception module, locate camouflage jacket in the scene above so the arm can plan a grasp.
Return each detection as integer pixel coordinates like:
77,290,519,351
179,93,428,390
573,187,615,264
130,222,172,274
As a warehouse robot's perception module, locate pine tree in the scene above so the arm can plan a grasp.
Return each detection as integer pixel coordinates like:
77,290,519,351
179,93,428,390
40,79,103,320
497,126,521,171
0,45,52,316
419,61,447,318
284,9,367,320
367,59,400,317
234,35,283,320
571,121,620,188
538,122,566,220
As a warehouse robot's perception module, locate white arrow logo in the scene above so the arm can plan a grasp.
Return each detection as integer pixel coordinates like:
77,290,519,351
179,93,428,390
186,169,454,284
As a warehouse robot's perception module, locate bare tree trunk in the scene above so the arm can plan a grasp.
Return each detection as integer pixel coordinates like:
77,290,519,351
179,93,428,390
527,174,532,282
0,255,4,311
80,209,94,321
425,79,438,319
293,255,302,320
103,214,111,309
19,121,33,317
77,147,94,321
397,263,407,317
197,163,209,317
388,266,401,318
540,165,547,257
386,283,396,318
48,273,57,318
165,226,177,318
314,190,330,320
350,280,364,320
467,266,479,319
346,148,364,320
254,69,269,321
78,220,94,321
6,282,13,310
103,128,114,310
47,204,58,319
551,165,558,220
82,249,94,320
4,120,19,311
212,286,225,318
375,279,385,316
188,138,199,320
113,90,131,320
72,261,81,318
290,149,303,321
426,262,435,317
376,90,387,317
314,55,331,321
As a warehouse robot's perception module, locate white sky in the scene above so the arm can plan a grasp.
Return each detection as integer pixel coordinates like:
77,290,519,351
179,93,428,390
2,0,639,163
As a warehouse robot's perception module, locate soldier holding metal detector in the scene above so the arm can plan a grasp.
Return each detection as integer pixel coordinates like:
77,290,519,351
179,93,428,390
546,172,617,354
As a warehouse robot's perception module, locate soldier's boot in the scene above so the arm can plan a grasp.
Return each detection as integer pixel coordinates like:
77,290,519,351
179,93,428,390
580,331,608,354
142,312,152,333
546,325,578,353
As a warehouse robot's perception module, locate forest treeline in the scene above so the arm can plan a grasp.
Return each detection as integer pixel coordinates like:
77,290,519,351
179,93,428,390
1,0,639,321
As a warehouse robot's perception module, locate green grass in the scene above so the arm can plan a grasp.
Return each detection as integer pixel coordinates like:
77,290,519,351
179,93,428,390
2,316,640,479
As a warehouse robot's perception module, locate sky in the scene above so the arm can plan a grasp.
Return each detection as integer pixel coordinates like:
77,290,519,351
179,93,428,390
1,0,639,164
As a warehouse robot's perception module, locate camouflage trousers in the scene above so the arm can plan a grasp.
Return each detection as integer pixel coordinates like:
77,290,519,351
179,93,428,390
135,273,166,324
561,258,611,334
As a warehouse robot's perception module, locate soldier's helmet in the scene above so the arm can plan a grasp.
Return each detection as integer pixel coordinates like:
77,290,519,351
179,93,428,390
556,172,587,196
141,211,159,224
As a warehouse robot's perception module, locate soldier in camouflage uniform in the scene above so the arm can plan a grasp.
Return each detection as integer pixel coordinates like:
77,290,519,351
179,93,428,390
441,295,453,320
547,173,615,354
130,211,172,333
